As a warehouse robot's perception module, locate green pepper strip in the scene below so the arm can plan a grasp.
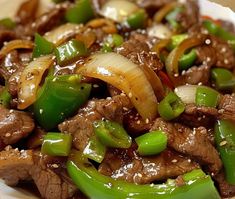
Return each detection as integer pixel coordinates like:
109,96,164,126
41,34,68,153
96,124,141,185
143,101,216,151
195,86,220,108
33,74,91,130
165,6,183,30
0,18,16,29
83,135,106,163
179,48,197,71
203,20,235,50
0,87,11,108
135,130,167,156
126,9,147,30
211,68,235,91
55,39,88,65
65,0,94,24
167,34,188,51
93,120,132,149
101,34,124,52
67,151,220,199
41,132,72,156
158,91,185,121
215,120,235,185
32,33,54,58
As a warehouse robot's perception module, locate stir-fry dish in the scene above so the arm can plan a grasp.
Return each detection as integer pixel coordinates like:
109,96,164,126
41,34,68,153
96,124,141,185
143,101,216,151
0,0,235,198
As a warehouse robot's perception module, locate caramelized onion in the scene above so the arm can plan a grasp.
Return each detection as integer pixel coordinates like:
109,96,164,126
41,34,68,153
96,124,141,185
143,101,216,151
77,52,158,120
18,55,54,110
165,35,206,78
44,23,84,46
0,40,34,59
86,18,117,34
152,39,170,55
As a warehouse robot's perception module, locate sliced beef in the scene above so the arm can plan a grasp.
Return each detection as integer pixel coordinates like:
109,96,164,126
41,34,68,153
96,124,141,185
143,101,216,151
196,45,217,67
218,94,235,122
219,20,235,34
0,27,16,48
0,148,78,199
178,104,218,128
151,118,222,174
116,33,163,72
99,148,198,184
59,95,132,151
16,0,39,25
0,147,33,185
183,64,211,85
211,36,235,70
176,0,199,30
0,106,34,148
123,109,153,136
214,171,235,198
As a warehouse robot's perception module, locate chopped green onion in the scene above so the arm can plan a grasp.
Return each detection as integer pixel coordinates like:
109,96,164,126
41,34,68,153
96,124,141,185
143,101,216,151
41,132,72,156
135,130,167,156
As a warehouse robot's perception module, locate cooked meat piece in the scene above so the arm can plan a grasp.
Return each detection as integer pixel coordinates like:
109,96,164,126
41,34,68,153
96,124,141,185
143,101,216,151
30,152,77,199
16,0,39,25
183,64,211,85
214,171,235,198
176,0,199,30
211,36,235,69
219,20,235,34
99,148,199,184
0,27,16,47
0,106,34,148
218,94,235,122
178,104,218,128
123,109,153,136
137,0,175,16
0,148,78,199
151,118,222,174
0,147,33,186
196,45,217,67
116,33,163,72
59,95,132,151
107,84,121,97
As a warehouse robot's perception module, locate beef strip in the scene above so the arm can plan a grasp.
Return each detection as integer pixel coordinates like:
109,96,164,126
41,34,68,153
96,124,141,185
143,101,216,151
0,147,33,185
0,27,16,48
59,95,132,151
0,148,78,199
151,118,222,174
176,0,199,31
16,0,39,25
0,106,34,148
116,33,163,72
214,171,235,198
99,148,198,184
218,94,235,122
178,104,218,128
196,45,217,67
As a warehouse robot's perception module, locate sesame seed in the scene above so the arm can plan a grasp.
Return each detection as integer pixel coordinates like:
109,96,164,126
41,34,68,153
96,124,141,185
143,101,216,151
123,107,128,111
188,159,191,163
128,92,133,98
5,133,11,137
205,39,211,45
93,84,99,88
51,164,59,168
136,120,141,124
145,118,149,124
174,73,179,77
9,110,14,113
221,47,226,53
120,92,126,97
106,97,112,100
218,109,224,114
220,140,227,146
224,59,229,64
172,159,178,163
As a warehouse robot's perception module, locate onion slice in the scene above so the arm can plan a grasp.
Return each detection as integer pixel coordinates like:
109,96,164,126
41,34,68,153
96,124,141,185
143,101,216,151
18,55,54,110
44,23,84,46
77,52,158,120
148,24,172,39
100,0,138,23
0,40,34,59
174,85,198,104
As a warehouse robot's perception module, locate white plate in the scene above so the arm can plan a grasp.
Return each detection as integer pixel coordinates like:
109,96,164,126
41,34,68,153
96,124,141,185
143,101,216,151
0,0,235,198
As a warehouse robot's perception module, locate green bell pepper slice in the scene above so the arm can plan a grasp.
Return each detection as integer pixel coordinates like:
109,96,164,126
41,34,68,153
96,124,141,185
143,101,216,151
135,130,167,156
215,120,235,185
179,49,197,71
195,86,220,108
65,0,94,24
41,132,72,156
203,20,235,50
0,87,11,108
33,74,91,130
67,151,220,199
158,91,185,121
101,34,124,52
55,39,88,65
32,33,55,58
93,120,132,149
165,7,183,30
126,9,147,30
167,34,188,51
0,18,16,29
211,68,235,91
83,135,106,163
